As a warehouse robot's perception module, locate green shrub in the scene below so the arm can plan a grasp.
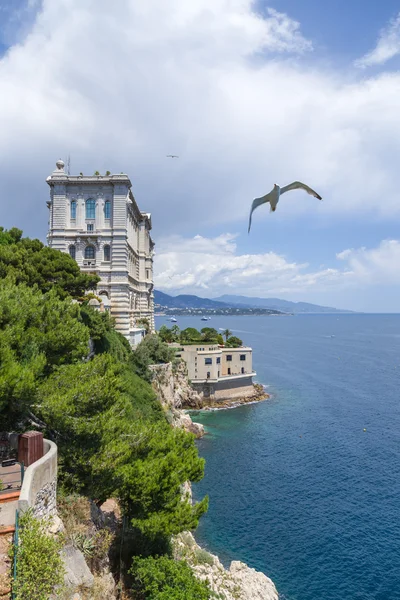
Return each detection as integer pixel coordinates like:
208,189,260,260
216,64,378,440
194,548,215,566
225,335,243,348
130,335,176,382
130,555,211,599
12,510,64,600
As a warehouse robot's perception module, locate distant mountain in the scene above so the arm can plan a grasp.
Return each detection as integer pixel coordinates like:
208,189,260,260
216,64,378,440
154,290,283,316
155,290,351,314
154,290,230,310
214,294,352,314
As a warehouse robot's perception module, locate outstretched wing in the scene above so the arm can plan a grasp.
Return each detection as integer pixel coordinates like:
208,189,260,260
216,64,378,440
248,192,273,233
280,181,322,200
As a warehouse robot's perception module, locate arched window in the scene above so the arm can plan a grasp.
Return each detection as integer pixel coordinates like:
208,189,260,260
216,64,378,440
103,245,111,262
85,245,95,260
70,200,76,220
69,245,76,260
85,199,96,219
104,200,111,219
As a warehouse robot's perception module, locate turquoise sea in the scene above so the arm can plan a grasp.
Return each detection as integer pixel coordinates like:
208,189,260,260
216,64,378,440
156,314,400,600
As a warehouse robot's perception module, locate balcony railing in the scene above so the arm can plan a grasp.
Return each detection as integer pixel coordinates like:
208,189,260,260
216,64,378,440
82,260,96,267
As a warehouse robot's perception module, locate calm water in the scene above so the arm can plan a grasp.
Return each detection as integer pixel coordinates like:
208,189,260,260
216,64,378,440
156,314,400,600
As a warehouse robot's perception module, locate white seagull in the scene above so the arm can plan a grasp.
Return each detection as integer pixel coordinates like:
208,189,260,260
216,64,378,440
248,181,322,233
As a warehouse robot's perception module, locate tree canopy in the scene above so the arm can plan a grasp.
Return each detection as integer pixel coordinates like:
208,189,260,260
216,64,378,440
158,325,224,346
0,227,99,298
225,335,243,348
0,279,89,426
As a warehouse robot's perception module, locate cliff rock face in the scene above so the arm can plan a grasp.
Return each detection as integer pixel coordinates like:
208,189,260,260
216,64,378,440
150,362,205,437
174,532,279,600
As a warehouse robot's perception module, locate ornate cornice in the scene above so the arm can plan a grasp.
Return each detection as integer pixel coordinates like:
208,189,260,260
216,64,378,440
46,175,132,188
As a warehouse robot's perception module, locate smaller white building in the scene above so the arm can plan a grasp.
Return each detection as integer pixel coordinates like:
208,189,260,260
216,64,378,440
46,160,154,346
172,344,256,401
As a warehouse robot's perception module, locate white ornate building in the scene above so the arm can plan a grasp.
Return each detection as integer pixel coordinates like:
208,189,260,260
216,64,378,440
47,160,154,346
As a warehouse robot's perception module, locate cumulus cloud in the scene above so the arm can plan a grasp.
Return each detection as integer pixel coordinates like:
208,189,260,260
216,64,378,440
355,13,400,68
336,239,400,284
154,234,400,297
1,0,400,243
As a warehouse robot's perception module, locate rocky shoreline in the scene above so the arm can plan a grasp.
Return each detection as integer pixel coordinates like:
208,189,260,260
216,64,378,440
151,361,279,600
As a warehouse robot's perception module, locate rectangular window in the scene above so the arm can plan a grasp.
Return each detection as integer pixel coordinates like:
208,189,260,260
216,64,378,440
104,200,111,219
146,269,150,279
241,367,245,374
70,201,76,220
85,199,96,219
205,358,212,365
226,355,232,361
240,355,246,361
216,357,221,364
218,371,220,378
207,372,210,379
87,224,94,232
227,367,231,375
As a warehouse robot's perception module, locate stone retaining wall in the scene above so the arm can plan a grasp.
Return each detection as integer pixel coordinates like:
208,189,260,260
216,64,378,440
192,376,255,401
18,439,57,519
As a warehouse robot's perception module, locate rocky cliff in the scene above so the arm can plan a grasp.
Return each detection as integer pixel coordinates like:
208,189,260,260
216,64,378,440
150,361,205,437
174,531,279,600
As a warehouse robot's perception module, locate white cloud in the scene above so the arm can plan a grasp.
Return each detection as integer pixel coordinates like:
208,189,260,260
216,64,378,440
1,0,400,244
154,234,400,297
355,13,400,68
337,239,400,284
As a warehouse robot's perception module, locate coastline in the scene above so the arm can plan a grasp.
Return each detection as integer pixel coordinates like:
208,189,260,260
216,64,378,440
151,362,279,599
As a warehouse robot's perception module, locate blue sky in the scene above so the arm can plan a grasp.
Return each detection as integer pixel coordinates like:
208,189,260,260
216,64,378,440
270,1,397,50
1,0,400,311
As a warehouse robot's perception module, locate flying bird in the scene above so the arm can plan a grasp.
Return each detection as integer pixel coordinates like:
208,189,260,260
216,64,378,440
248,181,322,233
166,155,179,158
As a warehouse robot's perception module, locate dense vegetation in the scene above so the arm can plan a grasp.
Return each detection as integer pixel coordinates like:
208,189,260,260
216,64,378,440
158,324,243,347
0,229,210,598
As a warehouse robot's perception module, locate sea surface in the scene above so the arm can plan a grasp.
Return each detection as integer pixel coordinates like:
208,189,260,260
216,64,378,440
155,314,400,600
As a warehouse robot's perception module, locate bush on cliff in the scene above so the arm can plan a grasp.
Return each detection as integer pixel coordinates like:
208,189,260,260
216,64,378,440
130,334,176,381
130,555,211,600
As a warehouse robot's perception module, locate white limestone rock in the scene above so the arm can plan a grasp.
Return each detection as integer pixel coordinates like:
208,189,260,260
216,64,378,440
61,544,95,589
46,514,65,535
175,412,205,438
174,532,279,600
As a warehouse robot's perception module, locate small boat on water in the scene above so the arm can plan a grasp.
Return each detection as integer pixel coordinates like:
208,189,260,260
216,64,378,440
201,316,209,321
170,317,178,323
